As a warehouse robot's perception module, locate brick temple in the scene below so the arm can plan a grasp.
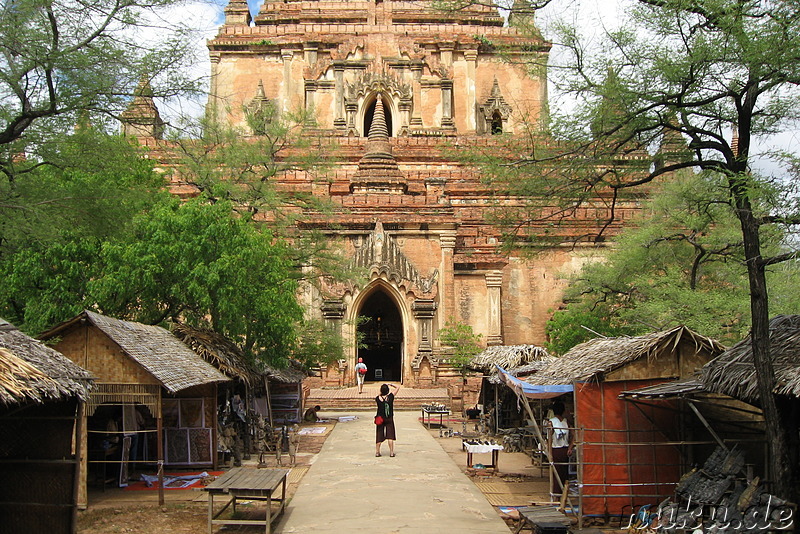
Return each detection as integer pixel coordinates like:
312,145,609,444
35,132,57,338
122,0,647,388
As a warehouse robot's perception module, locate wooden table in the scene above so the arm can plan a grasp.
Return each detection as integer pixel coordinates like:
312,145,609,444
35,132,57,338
463,441,503,468
421,407,450,428
513,505,571,534
204,467,289,534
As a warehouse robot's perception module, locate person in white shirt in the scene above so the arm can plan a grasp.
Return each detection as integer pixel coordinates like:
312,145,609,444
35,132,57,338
354,357,368,393
547,400,573,499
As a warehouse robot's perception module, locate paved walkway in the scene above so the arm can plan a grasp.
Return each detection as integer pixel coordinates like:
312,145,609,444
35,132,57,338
275,410,510,533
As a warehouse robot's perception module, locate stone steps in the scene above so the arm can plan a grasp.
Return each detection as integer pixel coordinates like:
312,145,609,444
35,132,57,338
307,386,450,412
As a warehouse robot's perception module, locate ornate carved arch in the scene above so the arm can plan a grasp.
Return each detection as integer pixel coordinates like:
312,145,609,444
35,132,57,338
345,72,413,136
478,78,513,135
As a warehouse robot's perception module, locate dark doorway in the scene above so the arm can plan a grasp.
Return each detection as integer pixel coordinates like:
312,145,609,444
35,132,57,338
363,96,393,137
491,111,503,134
357,290,402,382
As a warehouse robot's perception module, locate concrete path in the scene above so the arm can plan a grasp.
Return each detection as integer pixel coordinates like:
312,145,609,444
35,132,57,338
275,410,510,533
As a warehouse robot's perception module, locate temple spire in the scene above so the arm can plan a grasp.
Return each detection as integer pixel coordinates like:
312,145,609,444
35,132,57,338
224,0,252,25
350,95,407,194
120,76,165,140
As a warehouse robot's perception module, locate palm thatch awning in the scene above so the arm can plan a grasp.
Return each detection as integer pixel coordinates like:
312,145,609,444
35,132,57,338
41,311,229,394
469,344,553,374
171,322,308,385
0,319,93,406
525,325,725,386
619,378,705,399
261,360,308,383
701,315,800,404
171,322,261,386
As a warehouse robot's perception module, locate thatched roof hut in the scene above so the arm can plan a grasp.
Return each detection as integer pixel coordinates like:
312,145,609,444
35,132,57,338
0,319,92,406
701,315,800,404
39,311,232,506
469,344,553,374
525,325,725,386
511,326,724,519
0,319,94,534
42,311,228,394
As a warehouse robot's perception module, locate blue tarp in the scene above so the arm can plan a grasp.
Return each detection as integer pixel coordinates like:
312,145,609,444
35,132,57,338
495,364,573,399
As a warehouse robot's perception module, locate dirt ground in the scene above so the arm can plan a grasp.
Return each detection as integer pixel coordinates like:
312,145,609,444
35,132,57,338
77,431,330,534
77,422,550,533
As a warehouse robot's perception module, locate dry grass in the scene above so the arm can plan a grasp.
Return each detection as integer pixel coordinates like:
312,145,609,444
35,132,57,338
0,319,92,406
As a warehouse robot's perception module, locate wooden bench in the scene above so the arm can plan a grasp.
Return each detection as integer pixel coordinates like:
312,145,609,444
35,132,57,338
204,467,289,534
513,505,571,534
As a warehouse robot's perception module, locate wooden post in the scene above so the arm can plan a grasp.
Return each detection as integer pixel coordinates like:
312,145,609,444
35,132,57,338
687,400,728,451
71,400,86,532
265,376,273,429
573,388,582,530
157,393,165,508
212,384,219,470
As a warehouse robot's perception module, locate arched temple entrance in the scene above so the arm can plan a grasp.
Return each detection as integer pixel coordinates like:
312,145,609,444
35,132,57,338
357,290,403,383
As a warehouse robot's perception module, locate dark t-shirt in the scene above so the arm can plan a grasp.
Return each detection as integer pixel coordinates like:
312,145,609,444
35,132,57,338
375,393,394,419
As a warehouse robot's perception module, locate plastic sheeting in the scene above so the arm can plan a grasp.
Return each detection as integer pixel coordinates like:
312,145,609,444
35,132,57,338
495,365,573,399
575,380,682,518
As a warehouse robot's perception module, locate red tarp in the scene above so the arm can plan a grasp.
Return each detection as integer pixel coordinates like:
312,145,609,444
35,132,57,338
575,380,681,518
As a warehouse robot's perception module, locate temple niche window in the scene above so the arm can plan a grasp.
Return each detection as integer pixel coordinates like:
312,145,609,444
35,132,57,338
491,111,503,134
478,78,512,135
364,96,393,137
245,80,278,135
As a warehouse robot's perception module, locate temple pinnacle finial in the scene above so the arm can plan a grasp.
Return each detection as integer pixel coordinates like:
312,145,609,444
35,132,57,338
369,97,390,141
350,94,407,194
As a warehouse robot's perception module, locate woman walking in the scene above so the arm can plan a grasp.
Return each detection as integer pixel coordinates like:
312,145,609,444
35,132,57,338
375,383,400,457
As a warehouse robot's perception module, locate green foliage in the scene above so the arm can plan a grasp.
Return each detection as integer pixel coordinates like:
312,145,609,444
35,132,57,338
0,133,311,366
91,197,304,363
0,0,201,170
168,112,357,287
0,235,104,334
546,306,632,356
293,318,346,369
438,320,483,376
546,172,800,351
0,130,166,255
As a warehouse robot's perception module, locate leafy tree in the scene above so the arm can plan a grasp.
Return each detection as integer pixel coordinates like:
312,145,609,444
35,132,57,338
167,112,357,287
0,0,200,169
91,197,304,362
292,318,348,370
0,129,169,332
470,0,800,498
438,320,484,378
547,172,800,352
0,128,166,255
546,305,632,356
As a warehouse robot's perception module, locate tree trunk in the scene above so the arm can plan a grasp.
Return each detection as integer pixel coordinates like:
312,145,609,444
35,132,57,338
737,199,795,501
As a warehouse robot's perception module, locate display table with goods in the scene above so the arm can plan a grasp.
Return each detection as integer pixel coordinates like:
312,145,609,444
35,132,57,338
421,403,450,429
462,439,504,468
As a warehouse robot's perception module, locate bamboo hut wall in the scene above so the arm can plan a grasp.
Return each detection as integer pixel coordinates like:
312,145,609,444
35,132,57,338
163,383,217,467
55,325,160,386
0,399,80,534
86,383,161,417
